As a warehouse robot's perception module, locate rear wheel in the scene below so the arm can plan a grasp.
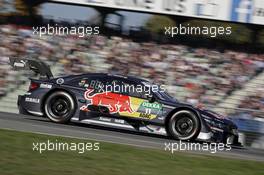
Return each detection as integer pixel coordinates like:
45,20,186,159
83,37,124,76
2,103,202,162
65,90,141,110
44,91,75,123
168,110,200,141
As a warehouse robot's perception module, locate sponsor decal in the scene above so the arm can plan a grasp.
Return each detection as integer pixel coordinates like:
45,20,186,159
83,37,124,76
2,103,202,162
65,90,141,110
231,0,253,23
138,101,162,118
139,113,152,119
229,0,264,25
254,6,264,17
80,89,134,114
78,80,86,87
80,89,161,120
89,80,104,90
141,101,162,110
40,83,52,89
79,79,104,89
82,80,104,90
25,97,40,103
114,119,125,124
99,117,111,122
158,116,165,121
195,0,219,17
252,0,264,25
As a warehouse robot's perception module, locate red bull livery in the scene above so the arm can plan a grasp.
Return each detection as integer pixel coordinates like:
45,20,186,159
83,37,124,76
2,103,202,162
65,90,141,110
81,88,134,114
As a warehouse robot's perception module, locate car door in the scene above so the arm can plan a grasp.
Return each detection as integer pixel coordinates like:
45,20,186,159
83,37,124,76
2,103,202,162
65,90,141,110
126,82,163,120
105,78,162,120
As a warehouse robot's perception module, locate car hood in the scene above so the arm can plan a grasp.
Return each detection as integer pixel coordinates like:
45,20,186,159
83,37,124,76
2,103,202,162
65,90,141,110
160,99,236,128
198,108,237,128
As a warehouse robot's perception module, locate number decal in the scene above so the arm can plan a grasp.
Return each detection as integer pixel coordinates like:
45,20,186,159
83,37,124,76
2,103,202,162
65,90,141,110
145,108,151,114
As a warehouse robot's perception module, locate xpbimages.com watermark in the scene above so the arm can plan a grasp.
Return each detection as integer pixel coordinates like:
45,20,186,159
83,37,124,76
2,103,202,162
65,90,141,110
164,24,232,38
33,24,100,38
78,79,167,96
32,140,100,154
164,141,232,154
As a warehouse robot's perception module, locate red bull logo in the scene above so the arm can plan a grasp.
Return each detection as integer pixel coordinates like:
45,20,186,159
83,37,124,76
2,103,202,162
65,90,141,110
80,89,134,114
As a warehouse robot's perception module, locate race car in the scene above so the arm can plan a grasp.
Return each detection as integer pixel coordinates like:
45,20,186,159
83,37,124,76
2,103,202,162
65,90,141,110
10,57,240,145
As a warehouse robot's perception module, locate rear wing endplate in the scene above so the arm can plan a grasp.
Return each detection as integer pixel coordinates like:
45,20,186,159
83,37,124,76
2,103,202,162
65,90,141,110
9,57,53,79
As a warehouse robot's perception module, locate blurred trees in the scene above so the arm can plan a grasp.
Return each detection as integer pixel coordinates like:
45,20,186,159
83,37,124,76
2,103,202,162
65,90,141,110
14,0,29,15
0,0,40,16
183,20,252,44
14,0,40,16
145,15,176,34
258,29,264,46
0,0,14,15
144,15,255,45
0,0,6,13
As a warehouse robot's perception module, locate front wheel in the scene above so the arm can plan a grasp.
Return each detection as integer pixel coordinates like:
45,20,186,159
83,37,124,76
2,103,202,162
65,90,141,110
44,91,76,123
167,110,200,141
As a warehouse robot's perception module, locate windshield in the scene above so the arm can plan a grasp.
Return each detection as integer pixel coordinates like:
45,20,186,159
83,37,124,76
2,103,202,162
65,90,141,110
142,81,177,101
155,89,177,101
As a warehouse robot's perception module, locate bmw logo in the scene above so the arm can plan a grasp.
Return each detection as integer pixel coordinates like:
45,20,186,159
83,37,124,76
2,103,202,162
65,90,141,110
56,78,64,85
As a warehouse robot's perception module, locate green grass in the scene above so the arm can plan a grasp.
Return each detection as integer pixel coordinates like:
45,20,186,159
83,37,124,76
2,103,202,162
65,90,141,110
0,129,263,175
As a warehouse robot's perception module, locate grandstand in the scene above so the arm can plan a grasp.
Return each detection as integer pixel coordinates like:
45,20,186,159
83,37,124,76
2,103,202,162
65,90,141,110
0,24,263,116
0,0,264,148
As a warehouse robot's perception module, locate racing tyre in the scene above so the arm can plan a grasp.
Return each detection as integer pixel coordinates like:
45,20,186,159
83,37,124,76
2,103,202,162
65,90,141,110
44,91,76,123
168,110,200,141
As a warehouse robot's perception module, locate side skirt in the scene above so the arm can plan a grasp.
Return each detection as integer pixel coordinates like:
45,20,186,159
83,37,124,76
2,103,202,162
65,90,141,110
71,117,167,136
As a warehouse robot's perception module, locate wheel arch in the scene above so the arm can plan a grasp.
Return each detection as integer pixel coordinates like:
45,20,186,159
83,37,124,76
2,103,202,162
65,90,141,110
165,106,202,133
40,87,78,115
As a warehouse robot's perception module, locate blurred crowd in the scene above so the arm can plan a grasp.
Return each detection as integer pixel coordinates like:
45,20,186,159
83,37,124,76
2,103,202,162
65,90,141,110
0,24,264,115
238,90,264,114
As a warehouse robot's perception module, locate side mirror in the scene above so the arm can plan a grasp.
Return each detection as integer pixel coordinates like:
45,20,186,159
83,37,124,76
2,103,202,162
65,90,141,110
146,94,155,103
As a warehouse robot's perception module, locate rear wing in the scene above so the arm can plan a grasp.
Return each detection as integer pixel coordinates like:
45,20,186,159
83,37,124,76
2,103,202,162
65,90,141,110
9,57,53,79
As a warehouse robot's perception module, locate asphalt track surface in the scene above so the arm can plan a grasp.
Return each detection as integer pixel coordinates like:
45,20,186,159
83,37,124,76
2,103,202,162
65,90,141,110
1,112,264,161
